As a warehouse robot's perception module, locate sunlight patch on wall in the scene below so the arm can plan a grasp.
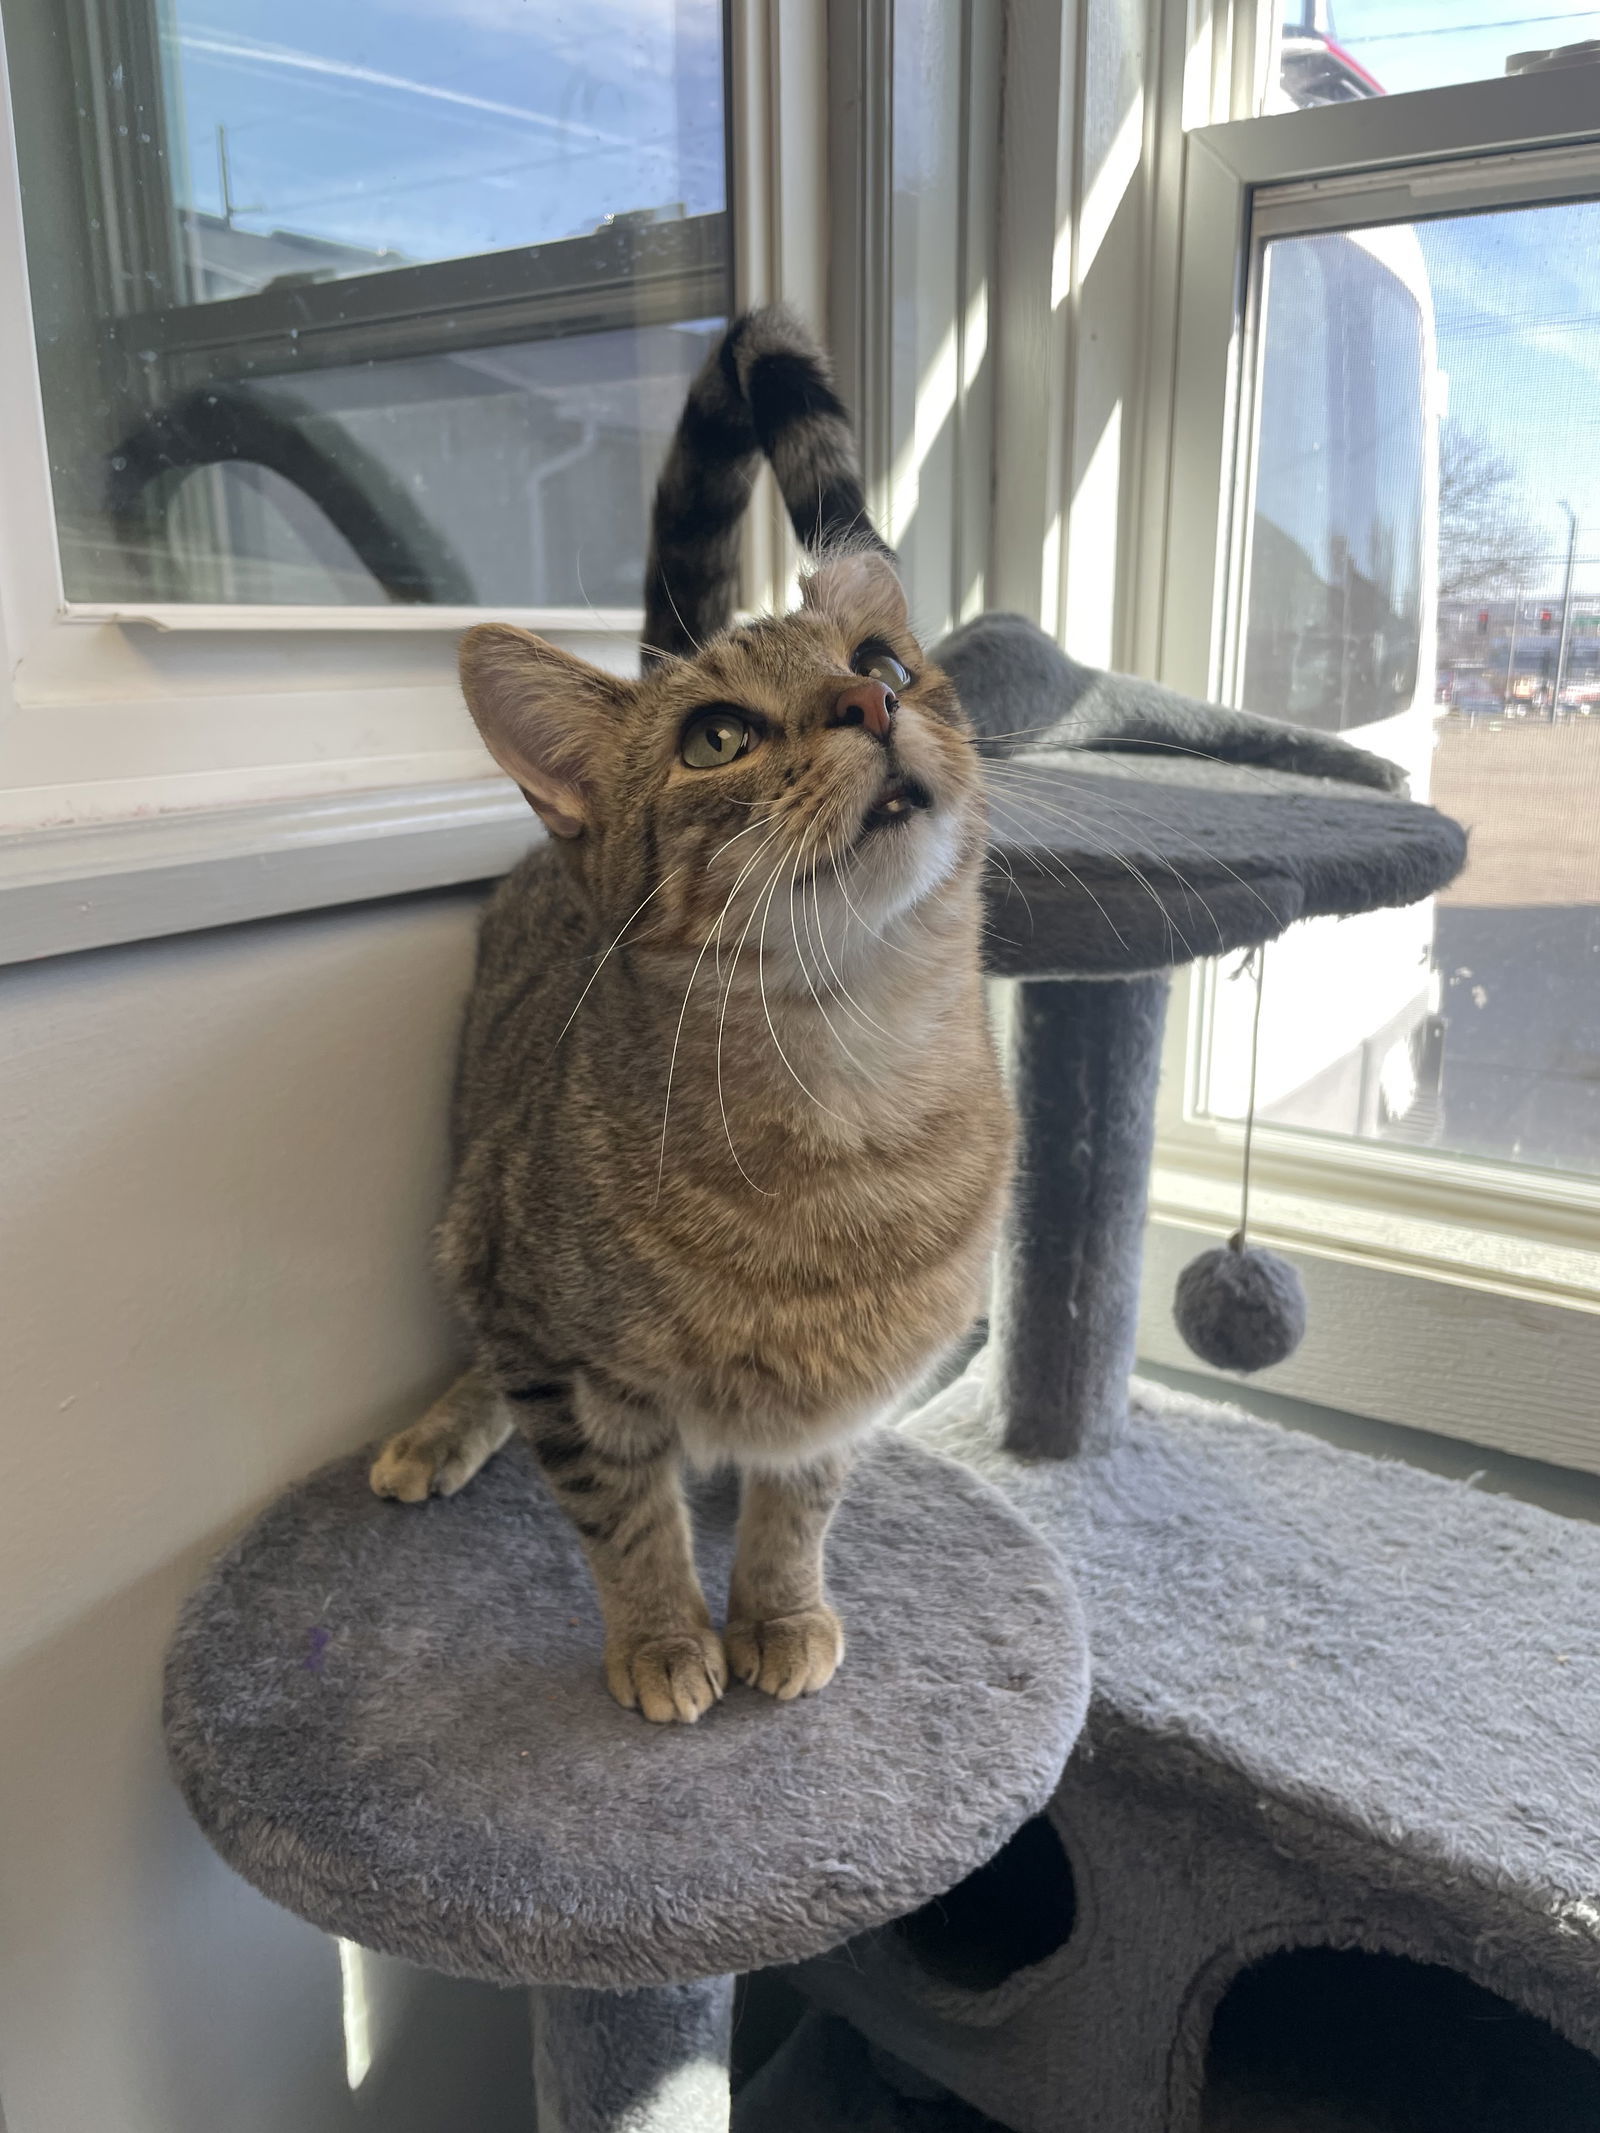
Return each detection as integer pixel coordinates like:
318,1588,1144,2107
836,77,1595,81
888,317,961,544
338,1937,373,2090
1064,400,1123,668
1078,91,1145,284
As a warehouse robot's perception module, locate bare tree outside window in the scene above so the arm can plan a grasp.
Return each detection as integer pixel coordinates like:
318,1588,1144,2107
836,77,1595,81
1437,422,1542,601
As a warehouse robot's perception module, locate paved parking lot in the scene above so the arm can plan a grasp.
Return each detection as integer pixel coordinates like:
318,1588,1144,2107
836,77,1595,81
1426,720,1600,1175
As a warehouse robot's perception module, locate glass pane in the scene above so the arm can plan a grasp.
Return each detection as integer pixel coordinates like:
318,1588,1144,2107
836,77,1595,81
3,0,728,605
1205,198,1600,1180
1241,234,1425,733
1270,3,1600,111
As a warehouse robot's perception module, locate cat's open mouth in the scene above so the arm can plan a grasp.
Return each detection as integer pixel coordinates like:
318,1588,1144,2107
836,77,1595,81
860,771,933,836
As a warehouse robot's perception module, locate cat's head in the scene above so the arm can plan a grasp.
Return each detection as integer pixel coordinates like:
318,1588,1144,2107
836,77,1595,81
459,550,985,966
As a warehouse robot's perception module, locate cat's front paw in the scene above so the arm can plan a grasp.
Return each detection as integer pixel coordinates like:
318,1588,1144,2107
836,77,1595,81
605,1627,728,1724
370,1424,480,1503
726,1607,843,1701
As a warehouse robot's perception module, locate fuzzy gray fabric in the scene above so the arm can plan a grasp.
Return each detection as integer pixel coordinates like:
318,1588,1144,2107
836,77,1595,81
941,615,1467,982
939,611,1403,791
990,976,1170,1457
534,1979,733,2133
786,1365,1600,2133
735,2011,1005,2130
163,1430,1088,1992
975,750,1466,980
1173,1241,1308,1373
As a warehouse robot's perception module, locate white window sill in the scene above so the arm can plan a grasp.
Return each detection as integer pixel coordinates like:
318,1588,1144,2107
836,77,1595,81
1141,1158,1600,1479
0,777,539,966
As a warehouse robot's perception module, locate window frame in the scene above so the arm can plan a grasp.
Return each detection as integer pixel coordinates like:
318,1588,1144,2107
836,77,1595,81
1127,47,1600,1470
0,0,826,935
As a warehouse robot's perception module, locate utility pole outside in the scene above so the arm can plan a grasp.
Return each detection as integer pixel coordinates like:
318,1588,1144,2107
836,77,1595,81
1504,579,1522,708
1554,501,1579,712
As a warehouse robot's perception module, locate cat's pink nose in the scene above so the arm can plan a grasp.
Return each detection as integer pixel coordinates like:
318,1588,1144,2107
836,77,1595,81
828,678,897,741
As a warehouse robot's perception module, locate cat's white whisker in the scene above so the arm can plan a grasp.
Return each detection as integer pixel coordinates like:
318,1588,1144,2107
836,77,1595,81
711,840,795,1197
754,836,856,1127
987,761,1273,956
995,763,1279,932
555,868,685,1045
653,820,789,1205
982,789,1137,954
985,775,1201,956
807,832,897,1041
784,829,883,1080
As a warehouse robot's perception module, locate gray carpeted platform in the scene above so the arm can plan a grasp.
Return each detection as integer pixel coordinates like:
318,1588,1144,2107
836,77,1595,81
784,1361,1600,2133
164,1428,1089,2130
165,1431,1087,1990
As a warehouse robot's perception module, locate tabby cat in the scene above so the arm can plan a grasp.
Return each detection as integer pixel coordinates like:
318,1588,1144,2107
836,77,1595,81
370,307,1014,1722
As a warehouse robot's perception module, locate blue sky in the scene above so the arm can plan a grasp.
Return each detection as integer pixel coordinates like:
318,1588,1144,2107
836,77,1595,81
1333,1,1600,96
160,2,1600,595
164,1,725,262
1322,6,1600,592
1418,202,1600,591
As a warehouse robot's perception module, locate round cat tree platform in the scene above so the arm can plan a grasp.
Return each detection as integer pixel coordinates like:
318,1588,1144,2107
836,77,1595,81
164,1431,1088,2132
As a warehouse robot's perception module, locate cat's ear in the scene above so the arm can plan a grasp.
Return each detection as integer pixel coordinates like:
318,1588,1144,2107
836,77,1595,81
459,625,632,838
801,548,909,640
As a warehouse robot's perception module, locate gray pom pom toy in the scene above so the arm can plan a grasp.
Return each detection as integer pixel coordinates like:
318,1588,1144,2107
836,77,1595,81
1173,1231,1306,1373
1173,946,1306,1374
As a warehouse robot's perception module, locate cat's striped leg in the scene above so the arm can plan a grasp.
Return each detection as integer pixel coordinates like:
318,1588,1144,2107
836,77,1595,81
725,1448,853,1701
369,1367,514,1502
523,1376,726,1725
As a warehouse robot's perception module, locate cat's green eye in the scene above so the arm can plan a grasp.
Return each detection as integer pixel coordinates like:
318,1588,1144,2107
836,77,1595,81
680,707,755,770
851,643,911,690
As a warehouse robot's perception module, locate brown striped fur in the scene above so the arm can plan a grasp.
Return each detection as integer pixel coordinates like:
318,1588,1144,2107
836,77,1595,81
643,305,893,664
372,335,1012,1724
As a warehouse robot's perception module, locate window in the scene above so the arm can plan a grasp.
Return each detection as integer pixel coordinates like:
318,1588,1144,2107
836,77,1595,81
1239,231,1426,744
0,0,834,859
5,0,729,611
1064,12,1600,1465
1270,2,1600,109
1209,192,1600,1180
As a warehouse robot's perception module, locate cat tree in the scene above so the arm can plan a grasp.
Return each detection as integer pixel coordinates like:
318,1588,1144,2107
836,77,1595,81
162,618,1583,2133
774,617,1600,2130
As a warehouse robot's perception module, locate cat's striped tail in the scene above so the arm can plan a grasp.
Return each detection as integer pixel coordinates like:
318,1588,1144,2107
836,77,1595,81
642,305,893,666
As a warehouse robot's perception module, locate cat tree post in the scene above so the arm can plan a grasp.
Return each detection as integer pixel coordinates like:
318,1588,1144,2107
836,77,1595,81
530,1980,735,2133
992,973,1171,1459
947,616,1469,1469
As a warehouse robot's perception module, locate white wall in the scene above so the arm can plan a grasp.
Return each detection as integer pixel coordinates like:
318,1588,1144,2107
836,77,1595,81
0,892,533,2133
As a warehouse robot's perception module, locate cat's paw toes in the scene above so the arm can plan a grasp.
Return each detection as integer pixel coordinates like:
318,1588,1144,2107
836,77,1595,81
606,1628,728,1724
726,1607,843,1701
370,1427,475,1503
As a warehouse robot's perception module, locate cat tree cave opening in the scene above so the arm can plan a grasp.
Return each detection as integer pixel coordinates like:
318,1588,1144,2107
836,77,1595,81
1201,1946,1600,2133
892,1814,1076,1991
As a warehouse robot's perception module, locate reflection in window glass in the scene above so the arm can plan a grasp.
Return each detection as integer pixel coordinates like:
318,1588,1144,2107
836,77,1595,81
1242,234,1424,734
1206,198,1600,1181
164,1,728,303
1271,2,1600,111
3,0,728,605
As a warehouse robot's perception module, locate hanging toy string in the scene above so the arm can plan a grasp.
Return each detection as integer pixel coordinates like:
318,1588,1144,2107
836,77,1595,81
1237,943,1266,1251
1171,937,1307,1372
